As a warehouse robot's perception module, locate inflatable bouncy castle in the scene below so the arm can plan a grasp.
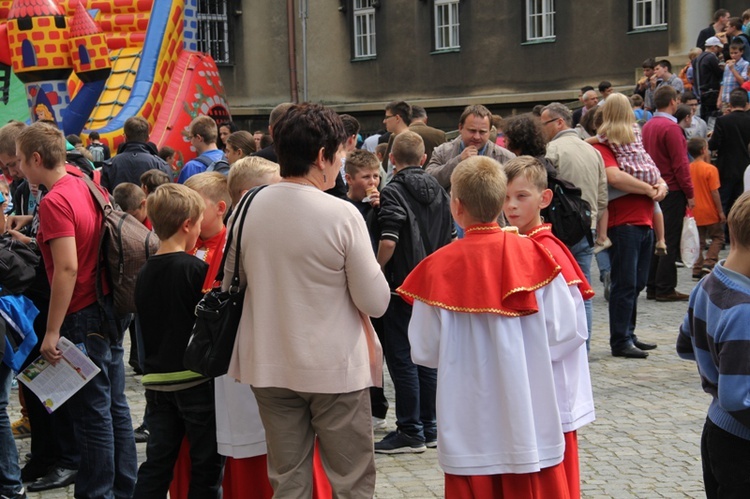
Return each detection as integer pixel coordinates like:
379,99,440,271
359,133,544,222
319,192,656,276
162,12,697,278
0,0,231,176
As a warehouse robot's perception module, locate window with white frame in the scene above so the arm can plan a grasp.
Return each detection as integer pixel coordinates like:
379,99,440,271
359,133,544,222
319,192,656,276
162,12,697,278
632,0,666,29
197,0,231,65
526,0,555,42
353,0,376,58
434,0,460,51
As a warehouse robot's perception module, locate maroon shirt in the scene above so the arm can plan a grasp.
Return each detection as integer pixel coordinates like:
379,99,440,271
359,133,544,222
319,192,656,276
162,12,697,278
641,113,694,199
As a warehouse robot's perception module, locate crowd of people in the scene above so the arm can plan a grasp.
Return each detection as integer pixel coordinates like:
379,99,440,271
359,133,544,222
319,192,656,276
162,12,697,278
0,9,750,498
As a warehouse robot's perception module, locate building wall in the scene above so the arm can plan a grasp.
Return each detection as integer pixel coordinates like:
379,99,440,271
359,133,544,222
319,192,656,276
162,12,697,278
221,1,672,129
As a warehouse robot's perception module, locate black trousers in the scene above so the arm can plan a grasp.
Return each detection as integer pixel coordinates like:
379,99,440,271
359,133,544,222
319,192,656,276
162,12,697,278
648,190,686,295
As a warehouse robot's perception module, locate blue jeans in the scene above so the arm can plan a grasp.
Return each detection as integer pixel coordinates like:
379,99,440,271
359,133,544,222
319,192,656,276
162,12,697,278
134,381,224,499
596,249,611,280
569,234,594,339
60,300,137,499
608,225,653,351
0,363,23,497
382,295,436,441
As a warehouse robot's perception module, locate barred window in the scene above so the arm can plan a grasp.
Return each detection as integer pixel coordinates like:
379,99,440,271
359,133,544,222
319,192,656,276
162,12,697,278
354,0,376,58
526,0,555,42
197,0,231,65
633,0,667,30
434,0,460,51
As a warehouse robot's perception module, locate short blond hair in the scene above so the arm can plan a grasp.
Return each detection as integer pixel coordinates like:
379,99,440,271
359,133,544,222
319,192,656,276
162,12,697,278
184,171,231,207
503,156,548,192
729,191,750,249
451,156,507,222
147,183,205,241
345,149,379,176
391,130,424,166
16,122,66,170
227,156,279,206
113,182,146,212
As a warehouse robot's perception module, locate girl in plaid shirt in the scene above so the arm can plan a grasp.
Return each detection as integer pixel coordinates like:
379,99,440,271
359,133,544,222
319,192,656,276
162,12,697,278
587,93,667,255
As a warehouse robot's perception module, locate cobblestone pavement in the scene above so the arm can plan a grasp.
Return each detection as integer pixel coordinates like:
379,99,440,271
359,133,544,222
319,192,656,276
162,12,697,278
9,261,713,498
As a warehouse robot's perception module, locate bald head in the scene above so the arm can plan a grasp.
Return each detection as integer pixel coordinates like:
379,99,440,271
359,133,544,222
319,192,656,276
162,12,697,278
582,90,599,110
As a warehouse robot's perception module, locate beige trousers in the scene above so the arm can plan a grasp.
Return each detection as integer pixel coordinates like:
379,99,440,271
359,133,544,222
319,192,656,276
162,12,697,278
252,386,375,499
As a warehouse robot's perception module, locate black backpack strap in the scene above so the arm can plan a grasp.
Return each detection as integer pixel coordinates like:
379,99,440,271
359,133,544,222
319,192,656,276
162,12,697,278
215,185,268,290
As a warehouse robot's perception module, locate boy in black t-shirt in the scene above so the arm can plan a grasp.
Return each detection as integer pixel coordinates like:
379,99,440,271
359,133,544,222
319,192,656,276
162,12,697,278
133,183,224,498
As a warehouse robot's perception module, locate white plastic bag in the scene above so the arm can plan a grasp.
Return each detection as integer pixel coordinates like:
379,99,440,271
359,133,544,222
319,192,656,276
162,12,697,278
680,214,700,268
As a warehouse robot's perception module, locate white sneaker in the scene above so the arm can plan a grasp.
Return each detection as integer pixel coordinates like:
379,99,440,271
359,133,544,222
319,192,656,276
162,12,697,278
372,417,387,430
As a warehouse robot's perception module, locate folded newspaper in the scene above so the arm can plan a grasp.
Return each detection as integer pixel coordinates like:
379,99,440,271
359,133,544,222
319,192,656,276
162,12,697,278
17,337,100,413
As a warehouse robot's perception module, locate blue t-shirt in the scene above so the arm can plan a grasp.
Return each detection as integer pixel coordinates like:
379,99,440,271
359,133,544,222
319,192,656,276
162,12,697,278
177,149,226,184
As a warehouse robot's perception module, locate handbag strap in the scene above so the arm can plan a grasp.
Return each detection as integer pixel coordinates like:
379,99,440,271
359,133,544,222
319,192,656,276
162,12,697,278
215,185,268,289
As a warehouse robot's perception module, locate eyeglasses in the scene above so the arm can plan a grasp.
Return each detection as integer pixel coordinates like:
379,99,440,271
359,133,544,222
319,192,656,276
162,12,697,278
383,115,396,120
541,118,560,125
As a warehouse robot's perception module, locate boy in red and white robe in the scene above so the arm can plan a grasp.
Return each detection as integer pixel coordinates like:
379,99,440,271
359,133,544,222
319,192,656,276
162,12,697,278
503,157,596,499
398,156,585,499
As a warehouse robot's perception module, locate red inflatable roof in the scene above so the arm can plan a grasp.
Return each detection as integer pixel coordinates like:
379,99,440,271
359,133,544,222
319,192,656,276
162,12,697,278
69,2,101,37
8,0,64,19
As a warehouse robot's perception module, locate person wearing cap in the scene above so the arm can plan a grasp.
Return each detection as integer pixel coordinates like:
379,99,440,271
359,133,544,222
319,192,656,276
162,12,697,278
692,36,726,120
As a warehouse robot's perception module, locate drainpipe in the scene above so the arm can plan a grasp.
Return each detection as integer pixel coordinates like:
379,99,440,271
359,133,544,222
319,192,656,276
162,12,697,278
287,0,299,103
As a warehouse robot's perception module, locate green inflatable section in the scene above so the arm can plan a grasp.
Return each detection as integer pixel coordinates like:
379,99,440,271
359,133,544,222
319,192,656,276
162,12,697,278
1,72,30,123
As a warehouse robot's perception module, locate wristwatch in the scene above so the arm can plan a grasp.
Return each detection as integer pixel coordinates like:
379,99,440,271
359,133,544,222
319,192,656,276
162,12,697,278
28,237,38,251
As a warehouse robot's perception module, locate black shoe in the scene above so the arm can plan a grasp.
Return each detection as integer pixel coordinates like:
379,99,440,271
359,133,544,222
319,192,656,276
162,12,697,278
634,340,657,351
646,290,656,300
27,466,77,492
133,424,149,444
374,431,426,454
612,345,649,359
21,459,53,483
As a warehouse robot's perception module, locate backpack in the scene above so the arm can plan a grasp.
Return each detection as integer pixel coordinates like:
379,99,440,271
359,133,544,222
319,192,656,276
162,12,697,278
89,143,106,165
195,154,230,175
66,149,95,179
542,174,594,248
0,235,39,296
81,176,159,316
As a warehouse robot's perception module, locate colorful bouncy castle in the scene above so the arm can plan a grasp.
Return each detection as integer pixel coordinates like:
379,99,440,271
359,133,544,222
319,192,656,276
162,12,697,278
0,0,231,176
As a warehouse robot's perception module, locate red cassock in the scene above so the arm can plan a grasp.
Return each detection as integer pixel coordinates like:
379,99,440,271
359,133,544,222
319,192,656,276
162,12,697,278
527,224,594,499
397,223,574,499
169,439,332,499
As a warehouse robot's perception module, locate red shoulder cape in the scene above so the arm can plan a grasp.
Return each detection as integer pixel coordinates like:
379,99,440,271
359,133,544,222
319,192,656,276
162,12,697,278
396,223,561,316
527,224,594,300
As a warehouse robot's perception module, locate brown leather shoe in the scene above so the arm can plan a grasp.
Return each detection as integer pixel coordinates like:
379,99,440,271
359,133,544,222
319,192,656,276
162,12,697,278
655,291,689,302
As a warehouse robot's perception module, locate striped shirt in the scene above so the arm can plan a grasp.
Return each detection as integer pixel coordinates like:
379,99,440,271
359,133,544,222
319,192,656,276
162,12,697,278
677,261,750,441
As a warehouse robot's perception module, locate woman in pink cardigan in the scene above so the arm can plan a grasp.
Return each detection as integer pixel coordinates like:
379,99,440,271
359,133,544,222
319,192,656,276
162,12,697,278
223,103,390,498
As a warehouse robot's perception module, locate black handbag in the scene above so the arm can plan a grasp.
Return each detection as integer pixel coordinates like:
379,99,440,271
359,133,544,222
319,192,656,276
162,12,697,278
183,185,267,377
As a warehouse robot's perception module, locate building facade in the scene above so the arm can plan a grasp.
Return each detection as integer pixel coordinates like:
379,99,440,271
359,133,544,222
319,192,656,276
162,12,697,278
203,0,743,131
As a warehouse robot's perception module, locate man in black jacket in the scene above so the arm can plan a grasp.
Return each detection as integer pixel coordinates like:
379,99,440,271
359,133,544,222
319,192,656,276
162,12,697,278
100,116,170,192
374,131,454,454
709,89,750,220
693,37,725,121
